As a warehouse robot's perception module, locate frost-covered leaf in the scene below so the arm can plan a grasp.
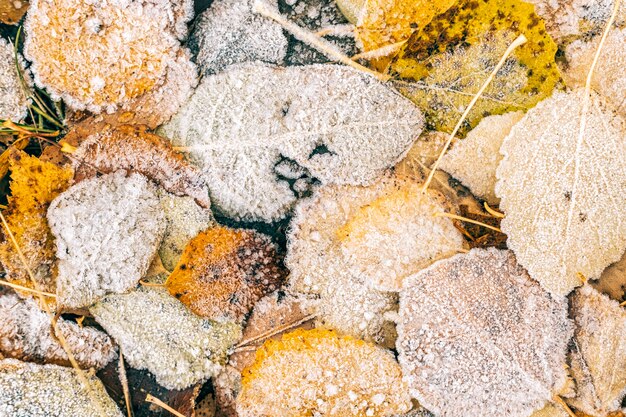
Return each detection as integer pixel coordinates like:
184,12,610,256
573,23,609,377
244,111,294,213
0,151,73,295
0,359,123,417
390,0,562,134
72,125,211,209
236,329,412,417
529,404,570,417
48,171,166,309
397,248,573,417
90,286,242,390
562,28,626,118
0,292,116,369
0,38,29,122
0,0,28,25
567,286,626,416
24,0,194,113
496,89,626,296
591,250,626,303
189,0,287,75
166,226,287,322
439,111,524,204
161,62,423,222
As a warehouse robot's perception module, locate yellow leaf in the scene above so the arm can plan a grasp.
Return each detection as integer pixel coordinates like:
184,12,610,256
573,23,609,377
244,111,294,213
390,0,562,134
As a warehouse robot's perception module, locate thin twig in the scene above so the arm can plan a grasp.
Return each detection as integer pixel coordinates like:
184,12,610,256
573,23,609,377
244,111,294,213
553,396,577,417
434,212,502,233
235,314,316,348
0,279,57,298
118,349,133,417
145,394,186,417
350,40,407,61
421,34,528,193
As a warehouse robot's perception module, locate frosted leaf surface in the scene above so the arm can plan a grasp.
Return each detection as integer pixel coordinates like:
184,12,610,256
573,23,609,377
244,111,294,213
236,329,412,417
0,38,29,122
496,89,626,296
0,359,123,417
439,111,524,205
72,125,211,209
90,286,242,390
562,29,626,118
189,0,287,75
47,171,166,309
397,248,573,417
591,250,626,303
158,191,214,271
567,286,626,416
337,180,465,292
286,179,403,346
0,292,116,370
24,0,193,113
161,62,423,221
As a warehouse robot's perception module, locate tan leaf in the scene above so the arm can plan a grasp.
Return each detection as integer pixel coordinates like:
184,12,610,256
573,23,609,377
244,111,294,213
0,0,28,25
591,250,626,303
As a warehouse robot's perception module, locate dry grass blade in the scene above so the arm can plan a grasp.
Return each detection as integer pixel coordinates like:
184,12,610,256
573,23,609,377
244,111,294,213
235,313,317,348
484,202,505,218
553,396,577,417
118,349,133,417
145,394,186,417
0,278,56,298
435,212,502,233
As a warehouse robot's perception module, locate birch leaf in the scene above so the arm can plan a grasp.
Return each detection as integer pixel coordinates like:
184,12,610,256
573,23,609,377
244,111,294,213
496,89,626,296
390,0,562,134
397,248,572,417
160,62,423,222
567,286,626,416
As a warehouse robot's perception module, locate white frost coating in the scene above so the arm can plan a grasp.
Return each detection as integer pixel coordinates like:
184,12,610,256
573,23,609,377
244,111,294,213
47,171,166,309
440,111,524,205
496,89,626,296
287,179,401,347
189,0,287,75
567,286,626,416
0,359,123,417
0,38,29,122
90,287,242,390
161,63,423,221
562,28,626,119
397,248,573,417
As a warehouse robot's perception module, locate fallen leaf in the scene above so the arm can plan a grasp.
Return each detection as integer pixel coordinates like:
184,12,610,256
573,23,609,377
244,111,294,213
397,248,573,417
90,286,242,390
0,151,73,295
591,250,626,303
47,171,166,309
0,38,29,122
160,62,423,221
0,0,28,25
496,89,626,296
72,125,211,209
0,358,123,417
531,403,570,417
390,0,562,134
0,291,117,369
567,286,626,416
237,328,412,417
166,226,287,323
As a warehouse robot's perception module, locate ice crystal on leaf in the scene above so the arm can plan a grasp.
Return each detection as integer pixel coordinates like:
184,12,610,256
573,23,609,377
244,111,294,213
496,89,626,296
397,248,573,417
47,171,166,309
236,329,412,417
0,39,29,122
161,62,422,222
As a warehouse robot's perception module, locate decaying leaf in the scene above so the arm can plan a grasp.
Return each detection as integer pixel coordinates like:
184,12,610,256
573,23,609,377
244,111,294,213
567,286,626,416
0,38,29,122
0,0,28,25
0,291,116,369
90,286,242,390
24,0,194,113
397,248,572,417
158,191,214,271
530,404,570,417
390,0,562,134
237,328,412,417
189,0,287,75
166,226,287,323
591,250,626,303
72,125,211,209
48,171,166,309
0,151,73,295
0,358,123,416
161,62,423,221
439,111,524,204
496,89,626,296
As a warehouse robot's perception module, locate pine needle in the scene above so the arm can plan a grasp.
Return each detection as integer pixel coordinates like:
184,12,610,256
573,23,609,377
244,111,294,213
553,395,577,417
0,278,57,298
434,212,502,233
235,313,316,348
350,40,407,61
483,202,505,218
421,34,528,193
145,394,186,417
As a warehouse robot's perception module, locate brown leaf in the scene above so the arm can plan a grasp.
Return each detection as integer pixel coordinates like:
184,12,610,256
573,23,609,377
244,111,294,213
0,0,28,25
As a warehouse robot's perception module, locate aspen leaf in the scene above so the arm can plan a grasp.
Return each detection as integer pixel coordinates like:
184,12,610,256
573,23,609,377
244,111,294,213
236,328,412,417
397,248,573,417
166,226,287,323
161,62,423,222
567,286,626,416
0,151,73,295
496,89,626,296
390,0,562,134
